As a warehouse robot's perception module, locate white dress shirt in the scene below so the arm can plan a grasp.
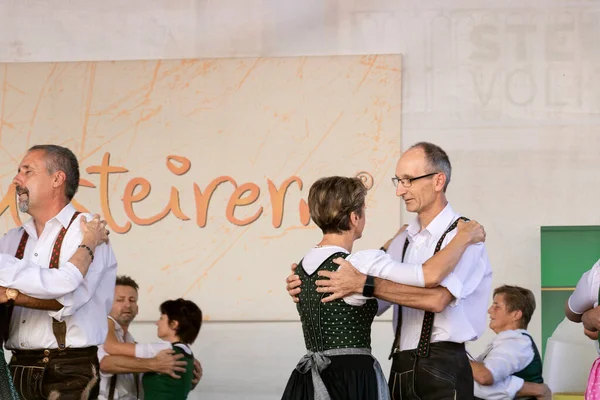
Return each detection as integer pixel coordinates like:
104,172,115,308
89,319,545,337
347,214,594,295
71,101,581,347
379,204,493,350
97,318,171,400
0,254,84,297
568,258,600,315
300,245,425,306
98,317,141,400
473,329,534,399
0,203,118,350
568,258,600,355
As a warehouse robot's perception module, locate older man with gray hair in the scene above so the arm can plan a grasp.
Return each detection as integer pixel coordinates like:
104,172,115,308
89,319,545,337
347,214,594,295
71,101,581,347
288,142,493,399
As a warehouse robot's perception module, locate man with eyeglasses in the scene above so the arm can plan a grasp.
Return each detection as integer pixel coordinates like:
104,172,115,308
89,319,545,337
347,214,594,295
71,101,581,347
287,142,492,399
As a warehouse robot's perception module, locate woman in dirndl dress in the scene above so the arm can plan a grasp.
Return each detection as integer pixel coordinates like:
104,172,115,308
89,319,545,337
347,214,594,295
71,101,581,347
282,176,484,400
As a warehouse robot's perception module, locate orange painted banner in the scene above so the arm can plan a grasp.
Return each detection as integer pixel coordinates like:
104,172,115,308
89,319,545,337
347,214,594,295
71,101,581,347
0,55,402,320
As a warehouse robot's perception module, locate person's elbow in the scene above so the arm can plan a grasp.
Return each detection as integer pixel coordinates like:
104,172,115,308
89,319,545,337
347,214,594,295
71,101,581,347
428,289,453,313
429,300,446,313
424,278,442,289
100,357,115,374
564,299,582,323
471,364,495,386
474,371,494,386
103,341,119,356
423,271,444,288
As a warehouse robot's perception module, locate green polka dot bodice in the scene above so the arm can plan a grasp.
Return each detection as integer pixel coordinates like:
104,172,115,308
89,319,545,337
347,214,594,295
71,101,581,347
296,252,378,352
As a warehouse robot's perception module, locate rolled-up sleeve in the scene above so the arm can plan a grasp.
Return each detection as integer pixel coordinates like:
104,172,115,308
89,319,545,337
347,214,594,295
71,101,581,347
0,255,84,299
568,260,600,314
97,343,109,364
483,331,534,383
474,375,524,400
439,242,487,307
49,243,117,321
439,272,462,305
349,250,425,287
342,249,424,307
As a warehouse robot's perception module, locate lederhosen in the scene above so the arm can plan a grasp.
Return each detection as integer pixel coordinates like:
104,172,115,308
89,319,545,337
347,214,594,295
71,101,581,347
8,212,101,400
388,217,475,400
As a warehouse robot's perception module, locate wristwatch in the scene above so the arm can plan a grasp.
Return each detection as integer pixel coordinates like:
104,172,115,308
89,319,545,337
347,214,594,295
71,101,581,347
5,288,19,302
362,275,375,297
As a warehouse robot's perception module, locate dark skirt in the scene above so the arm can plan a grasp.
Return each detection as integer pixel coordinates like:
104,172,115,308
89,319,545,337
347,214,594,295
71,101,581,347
0,347,18,400
281,354,378,400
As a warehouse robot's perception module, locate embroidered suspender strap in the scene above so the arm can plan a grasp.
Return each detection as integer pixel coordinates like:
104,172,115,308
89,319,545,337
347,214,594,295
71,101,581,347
49,211,81,269
416,216,469,358
389,238,410,359
13,212,82,351
134,372,140,398
107,372,136,400
15,231,29,260
50,211,81,350
14,211,80,264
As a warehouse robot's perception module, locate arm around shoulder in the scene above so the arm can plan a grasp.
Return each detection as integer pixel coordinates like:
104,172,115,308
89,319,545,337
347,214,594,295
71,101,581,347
373,278,454,313
100,349,188,379
103,318,136,357
100,354,158,374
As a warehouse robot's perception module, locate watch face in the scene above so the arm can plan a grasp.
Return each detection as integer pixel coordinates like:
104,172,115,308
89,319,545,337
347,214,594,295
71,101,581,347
6,289,18,300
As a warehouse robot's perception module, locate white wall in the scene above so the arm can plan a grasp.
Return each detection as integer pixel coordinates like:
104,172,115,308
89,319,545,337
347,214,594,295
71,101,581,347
2,0,600,398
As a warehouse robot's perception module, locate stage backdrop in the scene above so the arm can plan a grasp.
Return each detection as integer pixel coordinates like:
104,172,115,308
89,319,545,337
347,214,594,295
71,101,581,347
0,55,402,321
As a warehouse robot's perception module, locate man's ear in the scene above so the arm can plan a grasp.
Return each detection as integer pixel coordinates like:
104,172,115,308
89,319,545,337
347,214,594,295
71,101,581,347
52,170,67,189
433,172,446,193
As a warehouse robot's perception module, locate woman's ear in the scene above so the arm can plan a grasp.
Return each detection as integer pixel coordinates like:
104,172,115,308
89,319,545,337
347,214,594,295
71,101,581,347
170,319,179,331
350,211,359,227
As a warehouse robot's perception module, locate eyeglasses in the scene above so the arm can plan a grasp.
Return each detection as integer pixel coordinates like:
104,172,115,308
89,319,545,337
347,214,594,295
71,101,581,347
391,172,439,188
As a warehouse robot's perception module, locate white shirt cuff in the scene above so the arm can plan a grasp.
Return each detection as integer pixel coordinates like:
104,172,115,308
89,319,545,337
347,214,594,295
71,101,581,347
506,376,525,398
343,294,368,306
439,273,463,306
567,296,584,315
62,261,85,285
48,302,67,321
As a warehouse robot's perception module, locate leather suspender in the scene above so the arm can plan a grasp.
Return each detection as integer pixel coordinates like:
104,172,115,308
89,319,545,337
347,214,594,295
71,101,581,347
389,238,409,359
390,217,469,358
108,375,117,400
107,375,138,400
14,211,82,350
